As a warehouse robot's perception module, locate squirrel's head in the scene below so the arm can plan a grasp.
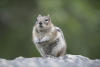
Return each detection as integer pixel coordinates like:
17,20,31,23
35,14,53,32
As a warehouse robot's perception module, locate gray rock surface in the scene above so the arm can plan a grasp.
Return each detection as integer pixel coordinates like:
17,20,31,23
0,54,100,67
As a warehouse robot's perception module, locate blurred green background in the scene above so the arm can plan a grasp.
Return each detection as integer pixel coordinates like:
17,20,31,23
0,0,100,59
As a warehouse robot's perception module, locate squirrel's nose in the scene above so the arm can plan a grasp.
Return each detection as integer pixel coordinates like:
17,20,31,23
39,22,42,25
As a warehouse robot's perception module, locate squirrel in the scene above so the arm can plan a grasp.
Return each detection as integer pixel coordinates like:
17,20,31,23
32,14,67,57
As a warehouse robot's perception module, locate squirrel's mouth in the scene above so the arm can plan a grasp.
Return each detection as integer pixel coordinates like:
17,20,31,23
39,25,43,28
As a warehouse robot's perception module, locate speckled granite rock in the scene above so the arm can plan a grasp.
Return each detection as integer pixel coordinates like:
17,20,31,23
0,54,100,67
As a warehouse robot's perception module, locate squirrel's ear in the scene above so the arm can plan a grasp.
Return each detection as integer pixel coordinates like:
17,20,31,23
38,14,42,18
47,14,51,21
47,14,50,17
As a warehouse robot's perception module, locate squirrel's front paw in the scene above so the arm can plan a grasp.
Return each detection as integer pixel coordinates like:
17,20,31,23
36,36,49,44
41,36,49,42
37,40,48,44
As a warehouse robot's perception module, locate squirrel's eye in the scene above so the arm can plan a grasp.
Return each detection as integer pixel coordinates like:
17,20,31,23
45,19,48,22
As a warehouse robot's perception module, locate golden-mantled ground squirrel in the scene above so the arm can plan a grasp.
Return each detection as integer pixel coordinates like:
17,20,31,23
32,15,67,57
